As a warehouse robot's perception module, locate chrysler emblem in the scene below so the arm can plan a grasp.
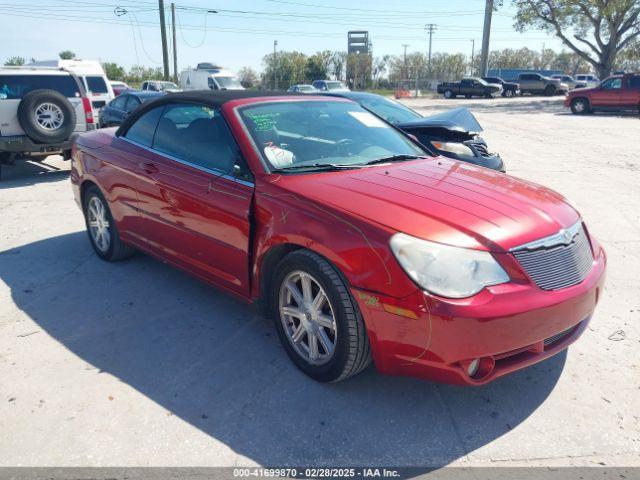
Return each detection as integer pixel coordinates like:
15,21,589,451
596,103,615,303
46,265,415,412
562,229,573,243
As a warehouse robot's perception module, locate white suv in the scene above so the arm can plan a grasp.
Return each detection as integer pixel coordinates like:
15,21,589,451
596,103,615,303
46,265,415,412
0,66,95,171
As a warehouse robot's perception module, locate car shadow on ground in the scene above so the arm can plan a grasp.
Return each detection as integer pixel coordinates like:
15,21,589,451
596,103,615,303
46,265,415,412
0,158,69,189
0,232,567,467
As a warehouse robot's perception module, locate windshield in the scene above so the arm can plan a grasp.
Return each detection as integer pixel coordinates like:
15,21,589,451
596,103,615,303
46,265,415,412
159,82,179,90
326,81,347,90
216,76,243,89
357,95,422,124
239,101,425,171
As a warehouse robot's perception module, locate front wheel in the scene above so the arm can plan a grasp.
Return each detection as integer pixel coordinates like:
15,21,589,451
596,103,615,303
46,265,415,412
83,185,135,261
444,89,453,99
570,98,590,114
544,85,556,96
504,89,514,98
271,250,371,382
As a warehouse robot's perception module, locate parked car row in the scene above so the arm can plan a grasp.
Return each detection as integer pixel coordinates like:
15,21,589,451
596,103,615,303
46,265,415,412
437,72,599,99
71,90,606,385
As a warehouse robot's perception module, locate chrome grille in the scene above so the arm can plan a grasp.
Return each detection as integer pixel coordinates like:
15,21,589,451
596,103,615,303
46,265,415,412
512,223,594,291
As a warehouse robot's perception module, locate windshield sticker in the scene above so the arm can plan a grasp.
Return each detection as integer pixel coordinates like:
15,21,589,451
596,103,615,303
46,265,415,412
348,111,387,128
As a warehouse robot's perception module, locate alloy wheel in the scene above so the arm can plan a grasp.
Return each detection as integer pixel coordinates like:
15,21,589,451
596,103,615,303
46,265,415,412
278,270,337,365
34,102,64,130
87,196,111,253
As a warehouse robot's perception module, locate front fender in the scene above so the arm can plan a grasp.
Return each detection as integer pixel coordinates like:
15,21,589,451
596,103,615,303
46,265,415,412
251,179,418,301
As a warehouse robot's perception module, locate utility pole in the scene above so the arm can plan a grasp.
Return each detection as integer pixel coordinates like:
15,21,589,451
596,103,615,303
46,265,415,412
273,40,278,90
425,23,436,75
158,0,170,80
470,39,475,74
402,44,409,79
479,0,493,77
171,3,177,82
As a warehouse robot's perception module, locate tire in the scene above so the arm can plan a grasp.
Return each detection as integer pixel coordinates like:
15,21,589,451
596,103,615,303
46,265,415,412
504,89,514,98
570,98,590,114
82,185,135,262
444,89,453,99
271,250,372,382
544,85,556,96
17,89,76,144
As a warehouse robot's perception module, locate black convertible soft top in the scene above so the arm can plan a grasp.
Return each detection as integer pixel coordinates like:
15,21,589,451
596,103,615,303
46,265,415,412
116,89,322,136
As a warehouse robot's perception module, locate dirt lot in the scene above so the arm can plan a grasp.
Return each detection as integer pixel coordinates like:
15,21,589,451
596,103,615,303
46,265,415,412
0,96,638,468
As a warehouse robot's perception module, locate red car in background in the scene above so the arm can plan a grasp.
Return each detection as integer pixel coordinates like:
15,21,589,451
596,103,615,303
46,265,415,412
109,81,133,97
71,91,606,385
566,73,640,114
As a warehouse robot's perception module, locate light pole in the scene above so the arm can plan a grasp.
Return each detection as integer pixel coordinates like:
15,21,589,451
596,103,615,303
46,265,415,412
273,40,278,90
425,23,436,76
470,39,475,75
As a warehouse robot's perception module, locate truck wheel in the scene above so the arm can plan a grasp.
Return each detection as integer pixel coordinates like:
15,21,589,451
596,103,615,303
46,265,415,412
570,98,590,114
271,250,372,382
544,85,556,96
504,89,514,98
82,185,135,262
444,90,453,99
17,89,76,144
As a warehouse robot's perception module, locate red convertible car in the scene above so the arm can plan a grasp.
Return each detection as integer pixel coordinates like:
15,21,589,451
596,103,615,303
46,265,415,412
71,91,606,385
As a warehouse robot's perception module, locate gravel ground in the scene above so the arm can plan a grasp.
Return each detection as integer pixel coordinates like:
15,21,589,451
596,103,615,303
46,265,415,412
0,96,638,468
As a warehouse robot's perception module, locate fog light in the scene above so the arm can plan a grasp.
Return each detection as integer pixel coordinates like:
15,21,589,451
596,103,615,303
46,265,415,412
467,358,480,377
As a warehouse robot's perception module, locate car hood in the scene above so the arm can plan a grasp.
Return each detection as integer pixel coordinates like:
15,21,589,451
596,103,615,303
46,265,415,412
570,86,597,95
396,107,483,133
273,158,580,252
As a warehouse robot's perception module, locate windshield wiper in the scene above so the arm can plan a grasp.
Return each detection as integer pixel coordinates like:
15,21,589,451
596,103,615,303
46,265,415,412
271,163,366,173
364,154,421,166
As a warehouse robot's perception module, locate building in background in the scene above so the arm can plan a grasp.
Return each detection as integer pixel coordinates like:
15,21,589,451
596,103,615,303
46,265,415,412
346,31,372,90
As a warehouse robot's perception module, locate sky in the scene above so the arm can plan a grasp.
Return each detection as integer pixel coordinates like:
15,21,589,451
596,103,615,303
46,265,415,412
0,0,566,74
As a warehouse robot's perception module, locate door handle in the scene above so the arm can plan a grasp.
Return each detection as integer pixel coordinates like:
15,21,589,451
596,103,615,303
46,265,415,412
139,162,158,174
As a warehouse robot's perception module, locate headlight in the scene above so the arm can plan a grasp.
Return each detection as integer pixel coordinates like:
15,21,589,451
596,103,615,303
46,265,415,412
430,141,474,156
389,233,509,298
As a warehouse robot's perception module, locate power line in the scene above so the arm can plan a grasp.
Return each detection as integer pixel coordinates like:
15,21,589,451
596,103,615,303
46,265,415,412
0,8,554,43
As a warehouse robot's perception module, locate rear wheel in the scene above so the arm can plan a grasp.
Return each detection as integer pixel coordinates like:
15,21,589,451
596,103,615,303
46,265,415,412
571,98,590,114
271,250,371,382
444,89,453,99
83,185,135,261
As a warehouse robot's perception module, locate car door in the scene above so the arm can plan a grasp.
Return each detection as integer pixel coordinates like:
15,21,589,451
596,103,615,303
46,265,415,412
593,77,623,107
123,95,141,120
110,105,165,242
103,95,128,127
134,102,254,296
619,75,640,108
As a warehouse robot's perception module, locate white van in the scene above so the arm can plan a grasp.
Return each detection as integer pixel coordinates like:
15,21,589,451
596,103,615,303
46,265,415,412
29,59,114,117
179,63,244,91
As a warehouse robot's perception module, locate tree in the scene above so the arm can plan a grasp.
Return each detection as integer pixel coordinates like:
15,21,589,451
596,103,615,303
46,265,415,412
305,51,332,82
615,40,640,71
513,0,640,78
102,62,125,81
4,56,26,66
262,50,307,89
330,51,347,81
372,55,390,87
59,50,76,60
237,66,258,88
